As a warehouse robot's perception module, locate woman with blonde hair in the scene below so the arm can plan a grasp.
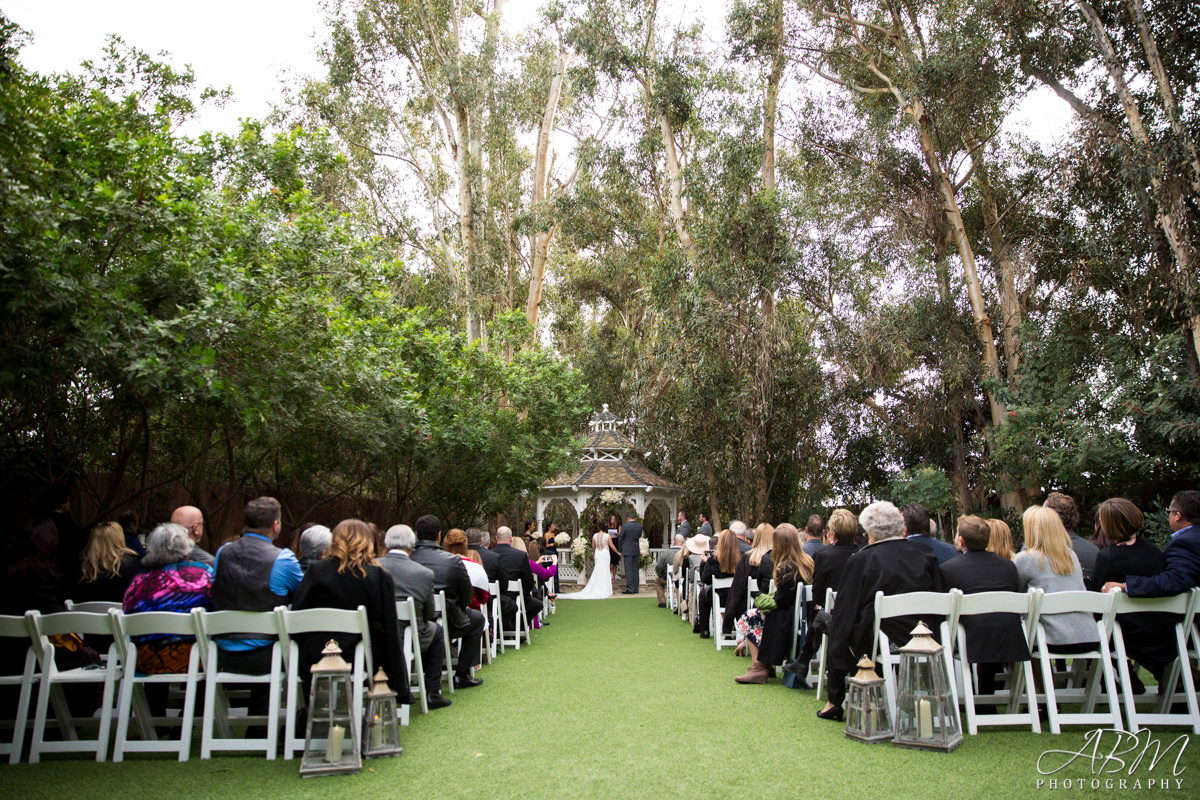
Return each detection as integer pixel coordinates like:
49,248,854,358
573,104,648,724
986,518,1016,561
1013,505,1097,652
734,523,814,684
725,523,774,648
292,519,412,705
74,521,141,603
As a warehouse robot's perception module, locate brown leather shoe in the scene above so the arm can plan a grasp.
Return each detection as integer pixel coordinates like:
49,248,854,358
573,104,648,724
734,660,769,684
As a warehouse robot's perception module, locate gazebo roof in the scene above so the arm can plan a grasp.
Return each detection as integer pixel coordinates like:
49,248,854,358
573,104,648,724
542,404,683,493
542,457,684,491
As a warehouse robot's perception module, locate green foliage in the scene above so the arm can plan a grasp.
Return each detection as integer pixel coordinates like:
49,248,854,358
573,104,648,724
887,467,955,514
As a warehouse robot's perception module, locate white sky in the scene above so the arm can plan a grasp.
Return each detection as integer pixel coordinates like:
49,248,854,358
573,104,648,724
4,0,1070,144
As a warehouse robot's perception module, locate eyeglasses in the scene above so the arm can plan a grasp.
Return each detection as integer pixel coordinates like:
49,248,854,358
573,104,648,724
1167,509,1180,517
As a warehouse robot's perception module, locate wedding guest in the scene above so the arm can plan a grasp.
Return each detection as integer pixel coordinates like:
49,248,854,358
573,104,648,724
726,523,774,645
1014,505,1097,653
444,529,491,614
73,521,141,604
292,519,413,706
987,518,1016,560
818,501,945,720
802,515,826,557
467,527,502,583
1106,490,1200,597
1089,498,1172,689
122,523,213,715
903,503,957,564
734,523,812,684
695,529,738,638
940,515,1029,698
412,515,484,689
1044,492,1099,582
297,525,332,573
117,510,146,556
791,509,861,687
655,533,685,608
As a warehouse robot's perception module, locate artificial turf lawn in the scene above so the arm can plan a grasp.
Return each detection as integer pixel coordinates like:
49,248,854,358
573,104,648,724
3,597,1198,799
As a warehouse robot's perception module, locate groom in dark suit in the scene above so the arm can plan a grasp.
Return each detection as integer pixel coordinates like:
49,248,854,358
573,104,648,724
618,513,643,594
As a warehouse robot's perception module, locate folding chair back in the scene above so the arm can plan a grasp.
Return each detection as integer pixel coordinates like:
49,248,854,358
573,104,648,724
276,606,370,760
110,610,203,761
710,577,736,650
26,610,122,763
1034,590,1121,734
0,614,39,764
433,592,458,689
394,598,427,718
954,590,1041,734
872,590,961,722
1111,590,1200,733
193,609,282,759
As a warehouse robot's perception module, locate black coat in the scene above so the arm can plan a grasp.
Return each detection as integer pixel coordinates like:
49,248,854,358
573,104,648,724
811,541,858,610
291,559,414,704
940,550,1030,663
827,538,946,672
724,552,773,634
470,545,503,584
410,540,474,636
758,563,806,667
492,543,535,599
1091,538,1176,665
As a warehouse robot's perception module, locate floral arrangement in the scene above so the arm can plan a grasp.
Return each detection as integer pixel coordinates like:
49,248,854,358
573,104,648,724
599,489,625,504
571,533,590,573
554,531,571,548
638,536,651,569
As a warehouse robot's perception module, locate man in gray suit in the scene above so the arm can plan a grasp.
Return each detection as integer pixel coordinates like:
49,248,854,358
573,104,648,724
378,524,452,709
677,511,692,541
618,513,643,594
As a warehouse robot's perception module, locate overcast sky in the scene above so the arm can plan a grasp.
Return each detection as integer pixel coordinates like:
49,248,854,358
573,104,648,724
4,0,1070,145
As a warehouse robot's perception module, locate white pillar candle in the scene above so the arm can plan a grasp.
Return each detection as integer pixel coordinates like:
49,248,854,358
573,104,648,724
371,715,383,747
326,724,344,762
917,698,933,739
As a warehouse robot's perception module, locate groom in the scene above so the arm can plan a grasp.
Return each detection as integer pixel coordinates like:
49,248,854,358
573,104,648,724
618,512,643,594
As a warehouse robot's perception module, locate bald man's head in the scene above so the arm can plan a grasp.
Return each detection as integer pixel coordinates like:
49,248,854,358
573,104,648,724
171,505,204,543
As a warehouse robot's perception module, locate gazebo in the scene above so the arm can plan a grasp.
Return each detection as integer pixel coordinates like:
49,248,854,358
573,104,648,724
536,404,685,546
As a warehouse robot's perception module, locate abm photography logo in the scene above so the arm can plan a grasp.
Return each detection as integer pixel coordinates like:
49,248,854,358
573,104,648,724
1036,728,1190,791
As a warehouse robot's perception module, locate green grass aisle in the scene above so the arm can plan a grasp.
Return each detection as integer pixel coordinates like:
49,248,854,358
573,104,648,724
3,600,1199,799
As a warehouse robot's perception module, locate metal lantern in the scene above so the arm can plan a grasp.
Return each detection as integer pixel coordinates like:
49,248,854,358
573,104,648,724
300,640,362,777
363,668,403,758
893,621,962,753
845,655,893,743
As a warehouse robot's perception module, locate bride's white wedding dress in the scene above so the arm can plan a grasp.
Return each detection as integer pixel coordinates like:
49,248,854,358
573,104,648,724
559,532,613,600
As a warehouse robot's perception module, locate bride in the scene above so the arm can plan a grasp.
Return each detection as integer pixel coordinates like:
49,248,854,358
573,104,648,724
559,530,615,600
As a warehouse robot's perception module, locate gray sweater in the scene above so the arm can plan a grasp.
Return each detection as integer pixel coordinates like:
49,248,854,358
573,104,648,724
1014,550,1097,646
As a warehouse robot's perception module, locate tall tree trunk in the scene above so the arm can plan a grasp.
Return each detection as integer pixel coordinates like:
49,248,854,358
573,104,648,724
761,0,784,194
1075,0,1200,364
525,48,572,336
965,129,1023,389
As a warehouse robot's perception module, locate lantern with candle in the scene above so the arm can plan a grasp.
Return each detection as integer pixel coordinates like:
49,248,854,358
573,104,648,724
300,640,362,777
363,667,403,758
844,655,892,743
893,621,962,752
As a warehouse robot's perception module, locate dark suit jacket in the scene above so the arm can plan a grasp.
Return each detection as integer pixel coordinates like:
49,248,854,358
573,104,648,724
410,539,473,636
378,550,439,651
618,521,642,560
812,541,859,610
940,550,1030,663
1126,525,1200,597
827,538,946,672
492,543,535,599
1092,538,1176,664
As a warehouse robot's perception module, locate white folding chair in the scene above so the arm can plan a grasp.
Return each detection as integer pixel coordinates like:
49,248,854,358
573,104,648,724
110,610,203,761
815,589,835,701
0,614,39,764
1033,590,1121,734
789,584,810,662
433,592,457,690
395,598,427,719
1111,589,1200,734
953,590,1041,734
26,610,122,763
872,590,961,722
665,564,679,612
277,606,371,761
710,577,736,651
193,609,283,759
488,581,502,658
503,579,531,647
